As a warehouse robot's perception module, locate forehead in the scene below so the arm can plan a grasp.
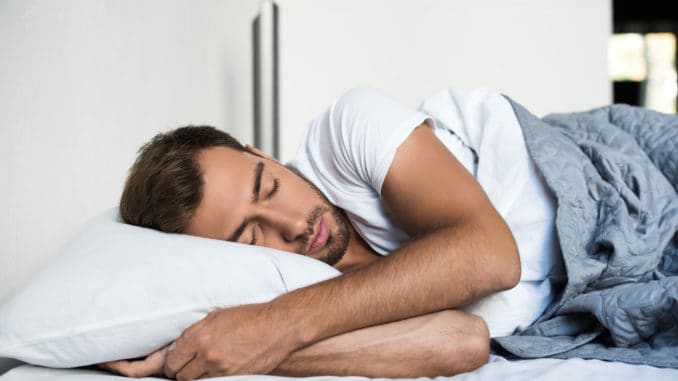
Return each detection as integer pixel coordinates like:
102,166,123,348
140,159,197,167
198,146,252,182
184,146,254,238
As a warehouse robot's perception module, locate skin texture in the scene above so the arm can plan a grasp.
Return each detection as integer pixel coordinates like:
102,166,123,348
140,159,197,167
101,123,520,379
99,309,489,378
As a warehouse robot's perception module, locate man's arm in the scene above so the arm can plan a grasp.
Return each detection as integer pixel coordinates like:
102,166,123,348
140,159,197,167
271,309,489,378
99,309,488,378
164,124,520,379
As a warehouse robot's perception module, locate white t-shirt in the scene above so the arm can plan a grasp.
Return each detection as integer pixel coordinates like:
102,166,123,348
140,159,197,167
287,87,563,337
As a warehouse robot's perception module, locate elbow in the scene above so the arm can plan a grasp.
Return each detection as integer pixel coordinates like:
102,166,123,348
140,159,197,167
432,310,490,377
499,251,521,290
472,213,521,292
456,315,490,372
495,232,521,291
437,312,490,376
460,316,491,373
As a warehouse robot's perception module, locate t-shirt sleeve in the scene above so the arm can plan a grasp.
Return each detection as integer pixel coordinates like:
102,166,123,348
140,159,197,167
323,88,432,195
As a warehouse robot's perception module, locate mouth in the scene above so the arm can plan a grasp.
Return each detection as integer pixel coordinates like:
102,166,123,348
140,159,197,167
307,215,329,255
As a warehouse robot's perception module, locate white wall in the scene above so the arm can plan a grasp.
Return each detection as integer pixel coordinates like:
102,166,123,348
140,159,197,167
0,0,259,303
278,0,612,161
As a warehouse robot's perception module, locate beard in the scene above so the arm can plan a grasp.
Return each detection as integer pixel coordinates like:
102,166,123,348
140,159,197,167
285,166,351,267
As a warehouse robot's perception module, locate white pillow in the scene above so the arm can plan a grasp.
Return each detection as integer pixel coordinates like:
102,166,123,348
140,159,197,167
0,208,341,368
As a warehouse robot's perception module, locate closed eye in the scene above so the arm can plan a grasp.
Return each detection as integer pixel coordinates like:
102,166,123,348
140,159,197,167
265,179,279,200
249,224,258,245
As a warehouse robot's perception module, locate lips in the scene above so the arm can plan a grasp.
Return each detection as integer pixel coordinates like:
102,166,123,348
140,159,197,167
307,215,329,255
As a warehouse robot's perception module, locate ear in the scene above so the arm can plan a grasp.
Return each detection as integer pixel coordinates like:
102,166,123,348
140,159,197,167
245,144,277,161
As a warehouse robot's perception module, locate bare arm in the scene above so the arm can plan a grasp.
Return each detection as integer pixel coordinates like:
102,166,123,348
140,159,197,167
99,309,488,379
271,309,489,378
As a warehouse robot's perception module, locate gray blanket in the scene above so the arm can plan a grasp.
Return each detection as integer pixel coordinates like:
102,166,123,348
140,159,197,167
492,98,678,367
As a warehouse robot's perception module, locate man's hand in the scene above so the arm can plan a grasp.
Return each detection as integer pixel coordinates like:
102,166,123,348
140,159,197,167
98,308,489,379
163,302,301,380
98,345,169,378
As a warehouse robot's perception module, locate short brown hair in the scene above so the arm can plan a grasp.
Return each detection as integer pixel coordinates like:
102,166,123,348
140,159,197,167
120,125,246,233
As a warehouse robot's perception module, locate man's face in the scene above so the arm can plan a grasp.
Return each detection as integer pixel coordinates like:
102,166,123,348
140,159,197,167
184,145,350,267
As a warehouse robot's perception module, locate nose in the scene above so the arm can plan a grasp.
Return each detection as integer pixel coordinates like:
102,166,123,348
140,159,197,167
256,206,309,243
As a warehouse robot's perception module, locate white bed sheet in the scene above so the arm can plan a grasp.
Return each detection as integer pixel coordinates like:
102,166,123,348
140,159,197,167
2,356,677,381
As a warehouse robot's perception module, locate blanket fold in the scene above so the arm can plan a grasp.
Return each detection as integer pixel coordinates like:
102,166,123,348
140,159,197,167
493,98,678,367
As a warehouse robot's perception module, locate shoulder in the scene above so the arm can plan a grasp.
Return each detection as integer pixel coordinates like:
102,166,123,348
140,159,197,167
329,88,432,191
325,87,430,142
291,87,431,192
301,87,428,156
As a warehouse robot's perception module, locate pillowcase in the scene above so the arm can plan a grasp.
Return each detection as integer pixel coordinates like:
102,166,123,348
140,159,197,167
0,208,341,368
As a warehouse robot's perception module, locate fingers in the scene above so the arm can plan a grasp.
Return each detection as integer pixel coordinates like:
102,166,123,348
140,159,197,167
175,358,209,381
99,359,147,378
98,360,127,374
96,362,114,372
97,346,167,378
165,335,197,376
165,311,218,378
169,310,217,354
165,352,197,379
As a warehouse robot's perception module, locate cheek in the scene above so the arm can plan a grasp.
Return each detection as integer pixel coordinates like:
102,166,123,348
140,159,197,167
286,182,317,207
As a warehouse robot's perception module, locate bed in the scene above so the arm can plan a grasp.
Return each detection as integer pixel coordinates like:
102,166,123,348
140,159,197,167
3,356,678,380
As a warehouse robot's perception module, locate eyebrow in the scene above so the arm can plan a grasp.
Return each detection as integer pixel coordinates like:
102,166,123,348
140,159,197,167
227,161,264,242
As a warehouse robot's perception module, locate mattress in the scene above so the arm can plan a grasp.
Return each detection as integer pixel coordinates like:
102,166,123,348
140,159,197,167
2,356,677,380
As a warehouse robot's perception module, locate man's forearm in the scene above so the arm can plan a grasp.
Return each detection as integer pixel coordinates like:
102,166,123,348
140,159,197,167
271,310,489,378
274,217,519,349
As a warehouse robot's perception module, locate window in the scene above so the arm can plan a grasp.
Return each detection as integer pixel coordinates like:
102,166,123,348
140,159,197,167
611,1,677,114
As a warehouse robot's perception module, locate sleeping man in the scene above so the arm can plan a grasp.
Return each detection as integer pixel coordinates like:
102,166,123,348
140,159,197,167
100,87,677,379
